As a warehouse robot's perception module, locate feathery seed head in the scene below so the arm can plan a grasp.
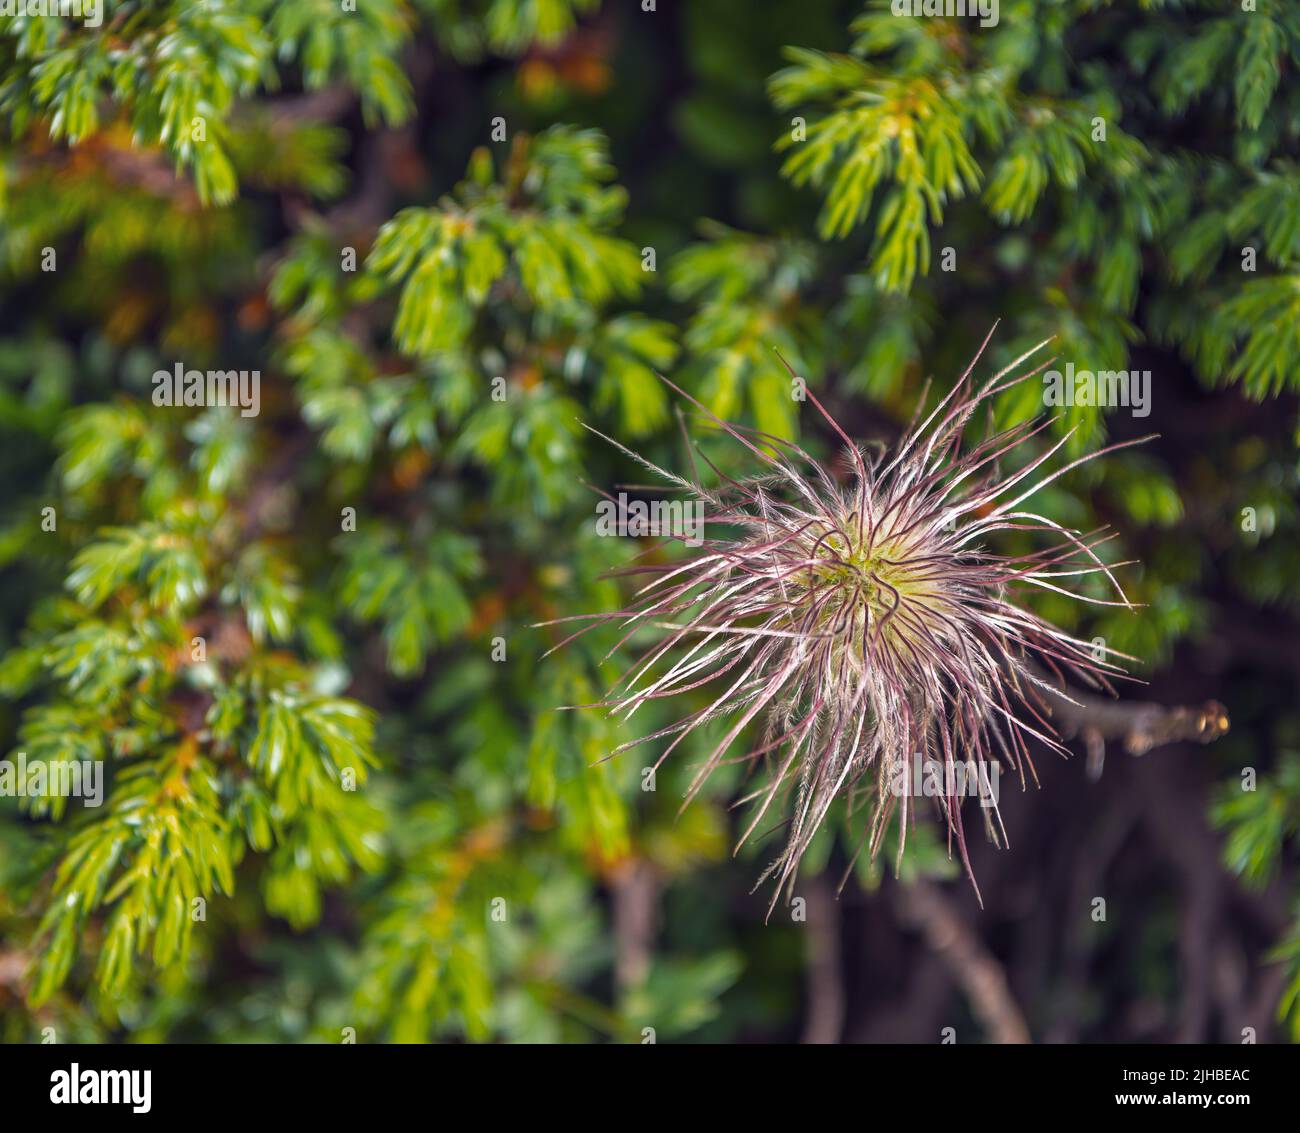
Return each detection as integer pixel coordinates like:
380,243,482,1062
547,326,1151,911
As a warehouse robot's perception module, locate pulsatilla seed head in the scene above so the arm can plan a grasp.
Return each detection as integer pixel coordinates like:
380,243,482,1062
543,326,1152,912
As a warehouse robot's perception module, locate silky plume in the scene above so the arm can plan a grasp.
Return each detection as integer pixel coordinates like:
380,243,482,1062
541,326,1153,912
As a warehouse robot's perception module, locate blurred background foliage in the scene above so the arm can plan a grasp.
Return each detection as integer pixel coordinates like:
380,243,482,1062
0,0,1297,1043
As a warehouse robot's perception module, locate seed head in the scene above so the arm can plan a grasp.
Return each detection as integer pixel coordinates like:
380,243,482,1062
547,327,1151,910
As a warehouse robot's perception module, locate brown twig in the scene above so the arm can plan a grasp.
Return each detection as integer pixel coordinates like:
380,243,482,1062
609,859,659,992
893,878,1031,1044
800,873,845,1044
1031,672,1228,769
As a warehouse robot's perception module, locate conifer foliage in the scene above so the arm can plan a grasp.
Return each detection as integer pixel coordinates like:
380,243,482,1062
0,1,1297,1043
